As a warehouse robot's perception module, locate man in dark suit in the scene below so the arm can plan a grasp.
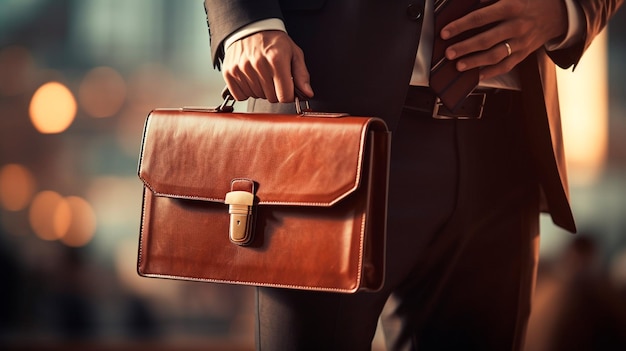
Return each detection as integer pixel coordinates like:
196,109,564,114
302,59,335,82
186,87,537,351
203,0,623,350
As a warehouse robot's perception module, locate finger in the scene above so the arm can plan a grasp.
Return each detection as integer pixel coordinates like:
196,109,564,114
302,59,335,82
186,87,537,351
228,57,279,101
503,41,513,59
223,46,257,100
271,67,293,103
479,56,519,80
223,34,280,102
223,78,246,101
224,61,264,100
268,52,294,103
441,1,503,40
240,64,267,99
222,63,245,100
291,48,313,99
229,43,275,101
260,82,279,103
445,19,517,60
273,43,301,102
272,76,293,103
249,58,279,102
224,72,256,101
456,40,515,72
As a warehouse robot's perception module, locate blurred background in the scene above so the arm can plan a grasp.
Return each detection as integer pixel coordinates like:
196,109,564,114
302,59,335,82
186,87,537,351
0,1,624,350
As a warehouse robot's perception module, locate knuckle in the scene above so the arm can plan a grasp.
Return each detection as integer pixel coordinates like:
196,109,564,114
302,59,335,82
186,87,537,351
262,49,286,69
222,62,238,75
263,46,280,59
248,56,266,72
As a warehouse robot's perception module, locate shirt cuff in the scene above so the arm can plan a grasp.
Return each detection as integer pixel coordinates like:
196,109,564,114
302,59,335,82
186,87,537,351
545,0,585,51
223,18,287,50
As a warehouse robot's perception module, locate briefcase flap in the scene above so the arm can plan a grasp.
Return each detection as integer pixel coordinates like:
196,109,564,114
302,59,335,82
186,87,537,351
138,108,388,206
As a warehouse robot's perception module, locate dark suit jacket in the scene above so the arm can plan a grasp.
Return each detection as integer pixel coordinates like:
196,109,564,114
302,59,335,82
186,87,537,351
204,0,623,233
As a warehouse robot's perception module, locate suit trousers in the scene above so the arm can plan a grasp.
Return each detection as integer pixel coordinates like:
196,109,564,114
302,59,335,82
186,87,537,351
255,90,541,351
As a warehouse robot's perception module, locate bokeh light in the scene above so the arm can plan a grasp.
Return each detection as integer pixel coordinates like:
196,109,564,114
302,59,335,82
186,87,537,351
29,81,77,134
0,163,37,211
79,66,126,118
26,190,97,247
59,196,97,247
29,190,71,241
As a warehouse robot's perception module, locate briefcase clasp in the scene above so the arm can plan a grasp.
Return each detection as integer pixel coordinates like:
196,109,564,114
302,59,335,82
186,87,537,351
224,190,255,245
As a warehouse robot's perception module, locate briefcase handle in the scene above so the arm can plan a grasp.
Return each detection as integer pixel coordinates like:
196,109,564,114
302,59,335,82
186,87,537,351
219,86,312,115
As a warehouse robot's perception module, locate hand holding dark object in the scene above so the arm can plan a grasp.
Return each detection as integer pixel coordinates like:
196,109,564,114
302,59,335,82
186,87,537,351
441,0,569,80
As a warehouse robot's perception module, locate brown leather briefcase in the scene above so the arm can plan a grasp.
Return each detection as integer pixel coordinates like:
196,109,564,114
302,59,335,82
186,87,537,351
137,96,390,293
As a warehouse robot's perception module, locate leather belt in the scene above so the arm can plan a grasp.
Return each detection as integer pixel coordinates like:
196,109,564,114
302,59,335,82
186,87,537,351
403,86,514,119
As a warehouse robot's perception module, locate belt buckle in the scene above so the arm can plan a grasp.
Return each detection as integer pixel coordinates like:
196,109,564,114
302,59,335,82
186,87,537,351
432,92,487,120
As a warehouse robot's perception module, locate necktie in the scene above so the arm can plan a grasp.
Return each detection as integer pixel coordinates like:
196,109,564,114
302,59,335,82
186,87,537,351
429,0,479,112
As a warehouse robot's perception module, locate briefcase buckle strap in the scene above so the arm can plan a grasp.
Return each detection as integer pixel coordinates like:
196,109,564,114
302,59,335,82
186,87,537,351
225,179,256,246
432,92,487,120
295,94,311,115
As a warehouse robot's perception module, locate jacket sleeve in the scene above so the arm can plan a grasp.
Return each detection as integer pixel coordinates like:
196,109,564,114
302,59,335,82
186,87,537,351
204,0,284,69
548,0,624,69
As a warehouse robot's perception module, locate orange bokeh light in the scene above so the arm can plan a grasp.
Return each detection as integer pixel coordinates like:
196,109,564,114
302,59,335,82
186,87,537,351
28,191,97,247
79,66,126,118
29,190,70,241
29,81,77,134
0,164,37,211
60,196,97,247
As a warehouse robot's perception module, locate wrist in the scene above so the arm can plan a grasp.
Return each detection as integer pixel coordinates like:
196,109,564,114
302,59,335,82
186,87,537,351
224,18,287,50
545,0,585,51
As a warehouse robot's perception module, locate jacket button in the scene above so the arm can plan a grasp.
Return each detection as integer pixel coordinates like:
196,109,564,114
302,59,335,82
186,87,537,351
406,3,422,20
